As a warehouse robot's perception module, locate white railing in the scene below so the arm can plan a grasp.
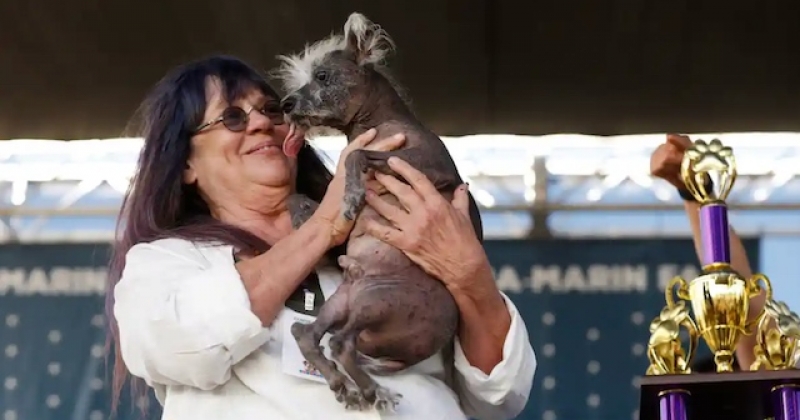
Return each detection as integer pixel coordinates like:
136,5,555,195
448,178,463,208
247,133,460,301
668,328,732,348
0,132,798,242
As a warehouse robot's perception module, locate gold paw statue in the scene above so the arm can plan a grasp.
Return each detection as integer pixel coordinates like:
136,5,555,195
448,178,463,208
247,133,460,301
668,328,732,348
646,300,699,375
681,139,737,203
751,299,800,371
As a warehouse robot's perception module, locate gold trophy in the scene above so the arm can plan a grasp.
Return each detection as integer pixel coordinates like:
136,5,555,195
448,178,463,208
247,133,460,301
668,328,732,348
639,139,800,420
648,139,772,375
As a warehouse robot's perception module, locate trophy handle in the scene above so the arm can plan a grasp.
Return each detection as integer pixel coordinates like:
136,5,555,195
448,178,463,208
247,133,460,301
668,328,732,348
744,274,773,333
665,276,690,309
680,316,700,372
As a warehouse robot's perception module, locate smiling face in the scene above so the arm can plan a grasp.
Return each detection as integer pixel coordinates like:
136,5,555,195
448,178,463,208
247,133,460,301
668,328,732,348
183,77,301,208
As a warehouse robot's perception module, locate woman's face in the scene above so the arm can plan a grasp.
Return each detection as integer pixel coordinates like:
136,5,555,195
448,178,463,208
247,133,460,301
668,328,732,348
184,79,299,206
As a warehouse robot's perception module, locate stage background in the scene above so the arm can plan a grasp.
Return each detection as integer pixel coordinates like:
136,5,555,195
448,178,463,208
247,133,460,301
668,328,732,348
0,238,761,420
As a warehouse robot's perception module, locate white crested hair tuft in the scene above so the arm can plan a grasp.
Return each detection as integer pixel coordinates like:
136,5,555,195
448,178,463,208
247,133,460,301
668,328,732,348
272,35,345,94
271,12,395,94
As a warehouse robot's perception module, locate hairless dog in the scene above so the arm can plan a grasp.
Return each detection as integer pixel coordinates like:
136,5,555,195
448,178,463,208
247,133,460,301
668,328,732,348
273,12,483,411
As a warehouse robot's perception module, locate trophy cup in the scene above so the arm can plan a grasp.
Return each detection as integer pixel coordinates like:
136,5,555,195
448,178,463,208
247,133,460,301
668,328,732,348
638,139,800,420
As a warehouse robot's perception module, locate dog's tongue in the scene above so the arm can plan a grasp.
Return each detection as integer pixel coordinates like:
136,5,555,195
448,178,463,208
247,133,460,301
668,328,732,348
282,123,304,157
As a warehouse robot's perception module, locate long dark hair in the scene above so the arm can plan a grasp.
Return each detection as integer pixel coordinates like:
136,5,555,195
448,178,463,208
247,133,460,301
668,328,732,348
105,55,337,413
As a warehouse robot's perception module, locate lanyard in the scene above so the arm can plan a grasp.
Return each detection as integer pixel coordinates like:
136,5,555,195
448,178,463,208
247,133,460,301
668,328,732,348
285,271,326,316
233,251,326,316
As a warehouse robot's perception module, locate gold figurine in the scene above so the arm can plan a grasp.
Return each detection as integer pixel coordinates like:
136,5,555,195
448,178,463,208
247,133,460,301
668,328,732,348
751,299,800,371
647,301,699,375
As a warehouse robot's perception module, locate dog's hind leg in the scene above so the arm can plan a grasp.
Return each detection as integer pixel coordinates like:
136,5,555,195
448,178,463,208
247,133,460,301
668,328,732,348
330,256,402,411
286,193,319,230
329,321,402,412
357,353,408,375
291,285,360,407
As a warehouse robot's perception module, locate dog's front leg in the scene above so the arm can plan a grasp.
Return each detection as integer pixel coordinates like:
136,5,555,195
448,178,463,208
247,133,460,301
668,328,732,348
341,149,378,221
359,147,484,243
341,148,458,221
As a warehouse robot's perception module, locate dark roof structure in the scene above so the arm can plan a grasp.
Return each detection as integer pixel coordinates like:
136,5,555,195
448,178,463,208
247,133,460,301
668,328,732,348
1,0,799,140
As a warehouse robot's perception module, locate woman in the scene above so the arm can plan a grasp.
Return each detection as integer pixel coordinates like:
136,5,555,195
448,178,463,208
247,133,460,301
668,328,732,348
650,133,763,370
107,55,536,420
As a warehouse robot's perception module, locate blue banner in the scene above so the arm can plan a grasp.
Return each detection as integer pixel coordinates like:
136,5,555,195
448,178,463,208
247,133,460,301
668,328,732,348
0,238,761,420
0,243,161,420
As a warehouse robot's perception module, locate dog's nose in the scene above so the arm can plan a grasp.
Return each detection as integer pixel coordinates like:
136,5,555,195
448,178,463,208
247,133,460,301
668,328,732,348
281,97,297,114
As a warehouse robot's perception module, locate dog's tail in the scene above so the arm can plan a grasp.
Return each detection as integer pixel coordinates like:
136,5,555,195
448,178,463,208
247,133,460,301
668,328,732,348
357,352,407,376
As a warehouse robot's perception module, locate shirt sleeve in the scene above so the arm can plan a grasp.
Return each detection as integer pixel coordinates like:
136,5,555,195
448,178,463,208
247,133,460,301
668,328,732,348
453,293,537,420
113,241,270,391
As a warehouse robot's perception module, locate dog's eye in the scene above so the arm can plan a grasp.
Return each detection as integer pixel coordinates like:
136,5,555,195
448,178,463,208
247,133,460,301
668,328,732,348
314,70,329,82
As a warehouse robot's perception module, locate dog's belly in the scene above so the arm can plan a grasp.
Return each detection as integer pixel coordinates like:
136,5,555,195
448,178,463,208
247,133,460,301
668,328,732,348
350,265,459,365
346,234,413,276
344,200,459,365
347,200,415,275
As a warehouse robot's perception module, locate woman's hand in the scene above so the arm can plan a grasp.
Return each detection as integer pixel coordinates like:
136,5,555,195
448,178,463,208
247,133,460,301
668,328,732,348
312,128,406,247
362,157,493,294
650,134,693,189
364,157,511,373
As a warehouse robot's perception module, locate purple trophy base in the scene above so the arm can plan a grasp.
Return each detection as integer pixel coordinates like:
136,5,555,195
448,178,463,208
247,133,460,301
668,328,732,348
772,385,800,420
699,204,730,266
659,390,689,420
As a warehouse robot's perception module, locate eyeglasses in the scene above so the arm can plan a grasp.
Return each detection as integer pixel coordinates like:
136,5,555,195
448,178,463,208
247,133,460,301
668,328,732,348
194,102,285,133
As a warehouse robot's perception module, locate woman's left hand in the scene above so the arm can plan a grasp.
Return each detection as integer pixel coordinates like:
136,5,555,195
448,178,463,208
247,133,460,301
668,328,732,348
365,157,512,373
363,157,492,294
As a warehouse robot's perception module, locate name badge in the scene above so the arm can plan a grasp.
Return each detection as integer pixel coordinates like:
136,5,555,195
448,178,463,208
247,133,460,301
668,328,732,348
281,312,329,384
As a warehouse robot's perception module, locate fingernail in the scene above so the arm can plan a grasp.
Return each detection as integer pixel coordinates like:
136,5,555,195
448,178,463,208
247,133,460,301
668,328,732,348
366,190,375,198
388,157,398,165
393,133,404,140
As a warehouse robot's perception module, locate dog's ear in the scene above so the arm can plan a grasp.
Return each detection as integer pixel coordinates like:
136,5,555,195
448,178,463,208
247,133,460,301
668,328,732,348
343,12,395,66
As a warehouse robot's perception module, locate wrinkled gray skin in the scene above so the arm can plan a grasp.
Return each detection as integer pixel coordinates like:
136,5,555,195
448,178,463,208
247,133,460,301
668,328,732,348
276,14,484,412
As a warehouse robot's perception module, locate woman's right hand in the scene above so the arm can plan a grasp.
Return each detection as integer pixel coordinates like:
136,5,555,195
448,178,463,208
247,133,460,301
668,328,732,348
650,134,693,189
312,128,406,247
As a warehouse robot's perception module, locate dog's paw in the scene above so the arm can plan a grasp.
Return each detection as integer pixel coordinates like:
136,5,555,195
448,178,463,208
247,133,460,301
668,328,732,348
336,381,371,411
287,194,318,229
341,187,366,221
341,203,359,221
337,256,365,279
343,390,371,411
290,322,307,339
331,376,354,400
373,386,402,412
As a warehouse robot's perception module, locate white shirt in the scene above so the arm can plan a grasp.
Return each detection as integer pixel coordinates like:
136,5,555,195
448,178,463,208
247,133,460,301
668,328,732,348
113,238,536,420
